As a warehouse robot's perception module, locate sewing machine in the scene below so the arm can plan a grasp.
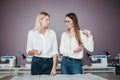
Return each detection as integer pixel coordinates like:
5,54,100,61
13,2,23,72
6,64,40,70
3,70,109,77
0,56,16,68
90,55,108,67
25,56,33,68
115,54,120,63
113,53,120,67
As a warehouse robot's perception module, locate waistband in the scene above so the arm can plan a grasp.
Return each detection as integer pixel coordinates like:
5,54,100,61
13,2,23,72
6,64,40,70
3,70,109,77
64,56,81,62
33,56,52,60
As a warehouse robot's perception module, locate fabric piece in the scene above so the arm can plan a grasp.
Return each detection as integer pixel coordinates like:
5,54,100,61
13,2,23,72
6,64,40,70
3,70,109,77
10,73,107,80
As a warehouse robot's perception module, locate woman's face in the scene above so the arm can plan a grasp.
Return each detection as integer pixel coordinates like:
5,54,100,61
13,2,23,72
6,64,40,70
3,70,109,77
65,17,73,29
40,16,50,28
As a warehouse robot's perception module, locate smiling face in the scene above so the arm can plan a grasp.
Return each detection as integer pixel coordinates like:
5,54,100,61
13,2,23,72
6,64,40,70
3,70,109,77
65,17,73,29
40,15,50,28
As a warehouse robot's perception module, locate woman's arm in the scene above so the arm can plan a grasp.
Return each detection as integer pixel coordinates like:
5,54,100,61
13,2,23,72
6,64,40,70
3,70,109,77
26,31,42,55
50,54,58,76
82,29,94,52
50,32,58,76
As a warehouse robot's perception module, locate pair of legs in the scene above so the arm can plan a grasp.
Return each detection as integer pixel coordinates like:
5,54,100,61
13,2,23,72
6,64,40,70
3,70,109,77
31,56,53,75
61,57,82,74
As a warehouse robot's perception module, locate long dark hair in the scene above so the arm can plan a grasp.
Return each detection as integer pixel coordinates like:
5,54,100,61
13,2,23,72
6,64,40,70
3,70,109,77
66,13,82,45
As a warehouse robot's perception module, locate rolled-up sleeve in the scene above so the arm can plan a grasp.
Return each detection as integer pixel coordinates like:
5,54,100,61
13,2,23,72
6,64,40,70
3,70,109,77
52,32,59,55
26,31,33,55
82,34,94,52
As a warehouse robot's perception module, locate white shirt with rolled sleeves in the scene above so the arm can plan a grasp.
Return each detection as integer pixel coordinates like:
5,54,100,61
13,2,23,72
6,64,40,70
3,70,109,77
60,30,94,59
26,29,58,58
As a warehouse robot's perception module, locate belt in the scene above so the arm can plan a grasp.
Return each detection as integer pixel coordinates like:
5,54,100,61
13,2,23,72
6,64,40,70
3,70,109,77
64,56,81,61
33,56,52,61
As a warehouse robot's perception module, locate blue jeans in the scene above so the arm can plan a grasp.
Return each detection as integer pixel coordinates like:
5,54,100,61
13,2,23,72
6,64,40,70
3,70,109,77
61,56,82,74
31,56,53,75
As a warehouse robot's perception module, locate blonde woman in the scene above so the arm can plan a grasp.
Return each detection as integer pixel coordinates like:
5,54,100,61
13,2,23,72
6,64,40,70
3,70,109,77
60,13,94,74
26,12,58,75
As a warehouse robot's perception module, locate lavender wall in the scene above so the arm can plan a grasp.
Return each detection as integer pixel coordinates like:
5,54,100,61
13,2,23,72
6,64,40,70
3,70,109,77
0,0,120,65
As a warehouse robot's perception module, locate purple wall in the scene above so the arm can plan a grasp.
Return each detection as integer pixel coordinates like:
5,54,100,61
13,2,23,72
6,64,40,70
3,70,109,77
0,0,120,65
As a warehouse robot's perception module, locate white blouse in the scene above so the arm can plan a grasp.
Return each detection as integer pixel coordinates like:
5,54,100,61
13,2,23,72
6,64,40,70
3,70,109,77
60,30,94,59
26,29,58,58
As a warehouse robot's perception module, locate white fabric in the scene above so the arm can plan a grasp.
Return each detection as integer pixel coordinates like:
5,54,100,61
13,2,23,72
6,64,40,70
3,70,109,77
10,73,107,80
26,29,58,58
60,30,94,59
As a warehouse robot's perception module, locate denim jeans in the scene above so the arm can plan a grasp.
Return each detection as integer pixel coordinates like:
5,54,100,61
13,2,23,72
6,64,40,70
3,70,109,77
31,56,53,75
61,56,82,74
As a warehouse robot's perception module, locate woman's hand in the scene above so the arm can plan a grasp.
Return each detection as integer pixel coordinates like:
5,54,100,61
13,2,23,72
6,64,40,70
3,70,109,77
50,66,56,76
74,44,83,53
33,49,42,55
82,29,92,37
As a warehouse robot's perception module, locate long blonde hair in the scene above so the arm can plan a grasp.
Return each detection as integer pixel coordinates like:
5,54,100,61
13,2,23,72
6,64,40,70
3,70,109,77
66,13,82,45
32,12,50,31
